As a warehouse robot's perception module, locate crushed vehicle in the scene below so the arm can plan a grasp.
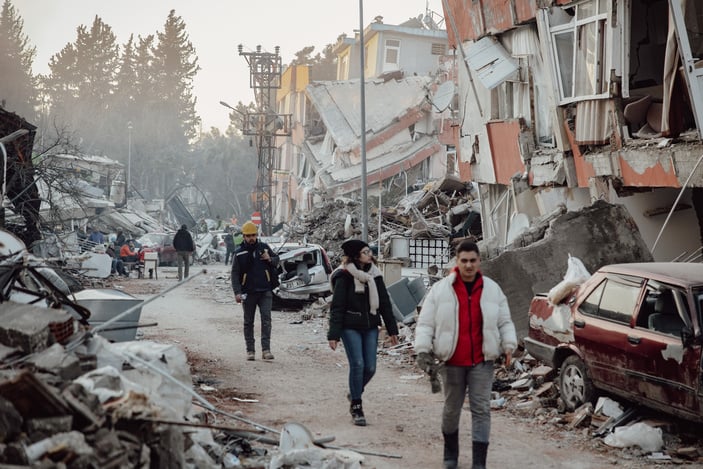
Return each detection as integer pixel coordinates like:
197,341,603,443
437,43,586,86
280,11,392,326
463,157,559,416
269,240,334,304
194,231,226,263
525,262,703,422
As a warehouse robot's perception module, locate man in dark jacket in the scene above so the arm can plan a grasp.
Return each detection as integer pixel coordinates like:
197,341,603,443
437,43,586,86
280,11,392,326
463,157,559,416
231,221,280,361
223,227,236,265
173,225,195,281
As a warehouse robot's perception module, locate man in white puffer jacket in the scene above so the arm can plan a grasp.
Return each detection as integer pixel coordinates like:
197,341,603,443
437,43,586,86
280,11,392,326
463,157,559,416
414,240,517,469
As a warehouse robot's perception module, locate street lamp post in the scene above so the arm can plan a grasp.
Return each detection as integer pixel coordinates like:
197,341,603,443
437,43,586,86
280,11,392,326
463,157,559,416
127,121,132,202
359,0,368,242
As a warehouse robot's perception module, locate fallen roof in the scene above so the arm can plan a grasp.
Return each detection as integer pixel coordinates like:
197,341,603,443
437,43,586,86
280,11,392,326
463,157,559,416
305,76,432,152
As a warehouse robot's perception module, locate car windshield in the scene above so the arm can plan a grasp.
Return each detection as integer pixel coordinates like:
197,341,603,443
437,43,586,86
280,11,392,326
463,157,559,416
138,233,165,246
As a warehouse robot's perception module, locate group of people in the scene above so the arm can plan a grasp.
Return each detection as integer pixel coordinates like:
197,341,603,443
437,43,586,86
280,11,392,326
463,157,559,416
84,227,135,278
228,218,516,469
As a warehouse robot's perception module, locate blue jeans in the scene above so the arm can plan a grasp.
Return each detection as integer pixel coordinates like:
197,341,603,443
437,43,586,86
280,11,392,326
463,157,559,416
242,291,273,352
340,328,379,401
441,361,494,443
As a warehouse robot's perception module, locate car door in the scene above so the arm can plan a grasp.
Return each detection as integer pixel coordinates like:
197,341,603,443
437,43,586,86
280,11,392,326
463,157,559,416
574,274,643,393
631,281,702,418
161,234,176,264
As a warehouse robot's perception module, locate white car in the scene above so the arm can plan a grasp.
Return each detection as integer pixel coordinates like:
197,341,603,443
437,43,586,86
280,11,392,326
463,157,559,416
270,242,333,303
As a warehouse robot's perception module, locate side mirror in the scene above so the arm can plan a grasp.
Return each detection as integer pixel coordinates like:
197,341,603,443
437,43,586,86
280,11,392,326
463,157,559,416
681,326,696,347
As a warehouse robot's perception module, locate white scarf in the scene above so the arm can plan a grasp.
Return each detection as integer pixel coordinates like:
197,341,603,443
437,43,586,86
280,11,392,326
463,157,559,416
343,262,382,315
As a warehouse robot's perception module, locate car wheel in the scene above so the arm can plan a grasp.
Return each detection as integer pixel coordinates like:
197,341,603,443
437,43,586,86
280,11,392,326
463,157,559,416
559,355,594,411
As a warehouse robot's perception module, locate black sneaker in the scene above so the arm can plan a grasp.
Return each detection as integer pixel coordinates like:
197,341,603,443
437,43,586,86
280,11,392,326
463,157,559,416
350,402,366,426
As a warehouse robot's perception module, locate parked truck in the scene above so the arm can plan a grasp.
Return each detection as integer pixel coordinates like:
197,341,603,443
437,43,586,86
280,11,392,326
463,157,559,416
525,262,703,422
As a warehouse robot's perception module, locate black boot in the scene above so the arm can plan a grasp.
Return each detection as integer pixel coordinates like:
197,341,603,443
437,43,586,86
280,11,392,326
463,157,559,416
350,399,366,426
442,430,459,469
472,441,488,469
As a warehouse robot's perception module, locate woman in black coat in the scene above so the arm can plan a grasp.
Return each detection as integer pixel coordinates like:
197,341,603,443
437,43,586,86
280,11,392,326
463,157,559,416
327,239,399,426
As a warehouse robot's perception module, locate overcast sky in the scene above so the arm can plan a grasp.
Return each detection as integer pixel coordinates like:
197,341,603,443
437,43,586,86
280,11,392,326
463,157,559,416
12,0,444,133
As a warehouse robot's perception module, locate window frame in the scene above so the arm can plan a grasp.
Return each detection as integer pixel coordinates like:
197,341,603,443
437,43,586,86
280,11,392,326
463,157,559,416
548,0,610,104
579,274,643,325
383,38,401,71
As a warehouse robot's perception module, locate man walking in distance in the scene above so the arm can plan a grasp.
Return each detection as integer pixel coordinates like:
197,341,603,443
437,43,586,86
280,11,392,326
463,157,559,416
231,221,280,361
223,226,236,265
173,224,195,281
414,240,517,469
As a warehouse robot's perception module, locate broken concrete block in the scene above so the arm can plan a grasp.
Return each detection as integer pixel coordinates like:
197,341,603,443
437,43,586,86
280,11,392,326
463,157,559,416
26,343,82,381
26,415,73,441
594,396,624,419
568,402,593,429
0,302,73,354
530,365,554,381
62,383,105,430
510,377,532,391
91,428,132,466
533,382,555,398
675,447,701,460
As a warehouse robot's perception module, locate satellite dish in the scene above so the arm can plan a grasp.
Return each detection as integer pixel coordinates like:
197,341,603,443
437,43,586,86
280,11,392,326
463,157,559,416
430,81,455,112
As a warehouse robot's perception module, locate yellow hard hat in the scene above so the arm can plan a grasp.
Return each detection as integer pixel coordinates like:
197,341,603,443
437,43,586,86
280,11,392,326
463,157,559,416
242,221,258,235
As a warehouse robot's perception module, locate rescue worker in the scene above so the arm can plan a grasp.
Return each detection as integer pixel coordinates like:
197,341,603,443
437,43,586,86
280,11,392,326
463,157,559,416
231,221,280,361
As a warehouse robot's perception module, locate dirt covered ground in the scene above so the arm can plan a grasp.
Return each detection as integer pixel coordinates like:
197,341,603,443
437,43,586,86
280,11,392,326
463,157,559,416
113,262,702,468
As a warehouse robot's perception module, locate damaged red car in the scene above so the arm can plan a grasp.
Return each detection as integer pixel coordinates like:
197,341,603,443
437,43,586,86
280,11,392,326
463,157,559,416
525,262,703,422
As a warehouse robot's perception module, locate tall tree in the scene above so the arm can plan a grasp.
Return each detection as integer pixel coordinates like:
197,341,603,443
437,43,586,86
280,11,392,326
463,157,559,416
43,15,119,154
144,9,200,196
0,0,38,120
289,43,337,81
153,10,199,140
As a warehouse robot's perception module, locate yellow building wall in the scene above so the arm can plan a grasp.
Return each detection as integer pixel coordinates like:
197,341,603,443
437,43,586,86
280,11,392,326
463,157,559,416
278,65,311,101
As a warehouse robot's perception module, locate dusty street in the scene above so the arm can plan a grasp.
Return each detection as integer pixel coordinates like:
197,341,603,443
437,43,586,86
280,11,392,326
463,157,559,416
120,263,671,468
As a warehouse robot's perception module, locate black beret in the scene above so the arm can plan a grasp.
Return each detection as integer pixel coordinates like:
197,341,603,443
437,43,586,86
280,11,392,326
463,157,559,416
341,239,369,258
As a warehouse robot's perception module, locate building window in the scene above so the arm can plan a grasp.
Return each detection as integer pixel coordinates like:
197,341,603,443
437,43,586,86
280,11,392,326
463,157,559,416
384,39,401,71
446,146,457,176
549,0,609,102
431,43,446,55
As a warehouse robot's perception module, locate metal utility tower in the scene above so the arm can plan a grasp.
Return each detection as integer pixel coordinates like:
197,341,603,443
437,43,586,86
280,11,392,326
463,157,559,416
238,44,292,235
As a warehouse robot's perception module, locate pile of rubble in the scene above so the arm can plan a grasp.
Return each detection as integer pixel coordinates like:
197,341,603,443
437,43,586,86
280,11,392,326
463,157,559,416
489,352,703,464
0,298,376,468
0,302,213,467
282,175,479,264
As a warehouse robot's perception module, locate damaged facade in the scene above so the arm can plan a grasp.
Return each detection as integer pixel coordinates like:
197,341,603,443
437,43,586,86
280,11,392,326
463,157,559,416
442,0,703,261
272,14,458,225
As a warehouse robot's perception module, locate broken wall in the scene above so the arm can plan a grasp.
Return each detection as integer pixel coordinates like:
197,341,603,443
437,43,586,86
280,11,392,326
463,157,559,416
480,201,653,339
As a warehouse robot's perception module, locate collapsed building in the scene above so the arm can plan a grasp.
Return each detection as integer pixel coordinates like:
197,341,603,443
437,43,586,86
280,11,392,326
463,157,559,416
441,0,703,264
267,1,703,311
